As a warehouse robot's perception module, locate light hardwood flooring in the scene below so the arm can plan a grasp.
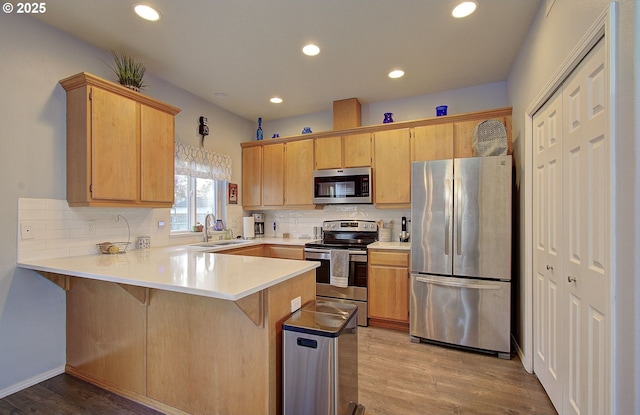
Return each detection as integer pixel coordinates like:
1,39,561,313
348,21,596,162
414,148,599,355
358,326,557,415
1,326,556,415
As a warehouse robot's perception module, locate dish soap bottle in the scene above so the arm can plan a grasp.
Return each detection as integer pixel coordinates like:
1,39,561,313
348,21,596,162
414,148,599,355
256,117,263,141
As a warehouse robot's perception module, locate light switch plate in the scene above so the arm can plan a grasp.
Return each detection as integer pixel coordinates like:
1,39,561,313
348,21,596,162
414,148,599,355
290,296,302,313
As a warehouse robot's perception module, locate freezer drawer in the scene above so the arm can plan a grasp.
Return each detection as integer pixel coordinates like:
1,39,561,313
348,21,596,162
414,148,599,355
410,274,511,356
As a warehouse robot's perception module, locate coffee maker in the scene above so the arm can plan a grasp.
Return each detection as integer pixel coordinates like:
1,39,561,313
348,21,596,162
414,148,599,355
252,213,265,238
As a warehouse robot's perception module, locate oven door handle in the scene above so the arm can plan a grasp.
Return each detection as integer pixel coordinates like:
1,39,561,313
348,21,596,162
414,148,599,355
304,248,368,255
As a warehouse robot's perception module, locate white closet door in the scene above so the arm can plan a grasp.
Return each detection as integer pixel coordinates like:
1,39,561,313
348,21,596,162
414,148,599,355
561,38,609,415
532,89,564,411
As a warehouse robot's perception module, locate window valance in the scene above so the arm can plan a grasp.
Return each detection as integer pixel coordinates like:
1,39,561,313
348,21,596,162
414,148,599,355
175,142,232,181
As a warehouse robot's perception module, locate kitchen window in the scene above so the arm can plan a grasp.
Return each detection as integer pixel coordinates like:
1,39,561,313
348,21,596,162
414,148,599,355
172,143,232,232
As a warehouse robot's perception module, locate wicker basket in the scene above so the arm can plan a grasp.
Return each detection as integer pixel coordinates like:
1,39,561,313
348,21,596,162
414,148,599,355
97,242,130,255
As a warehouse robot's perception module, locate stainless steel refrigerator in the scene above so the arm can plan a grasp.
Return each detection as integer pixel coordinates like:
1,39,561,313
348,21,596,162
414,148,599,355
410,155,512,358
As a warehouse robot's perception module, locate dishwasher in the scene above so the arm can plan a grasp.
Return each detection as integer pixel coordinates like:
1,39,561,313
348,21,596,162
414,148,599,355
283,300,364,415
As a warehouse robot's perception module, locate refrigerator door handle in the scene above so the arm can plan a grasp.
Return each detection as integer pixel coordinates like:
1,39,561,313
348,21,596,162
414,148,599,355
415,276,502,290
456,177,463,255
444,178,451,255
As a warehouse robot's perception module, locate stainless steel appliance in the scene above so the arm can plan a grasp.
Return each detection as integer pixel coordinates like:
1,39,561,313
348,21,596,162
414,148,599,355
304,220,377,326
252,212,264,237
410,155,512,358
312,167,372,204
283,300,361,415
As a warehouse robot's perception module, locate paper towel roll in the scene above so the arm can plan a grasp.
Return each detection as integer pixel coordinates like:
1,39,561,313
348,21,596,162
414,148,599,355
243,216,255,239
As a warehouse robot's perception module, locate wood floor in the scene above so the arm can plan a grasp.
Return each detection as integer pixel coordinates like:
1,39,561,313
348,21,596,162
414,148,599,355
0,326,556,415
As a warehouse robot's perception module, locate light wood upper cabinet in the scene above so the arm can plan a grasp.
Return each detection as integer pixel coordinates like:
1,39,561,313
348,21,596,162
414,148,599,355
285,139,314,206
60,72,180,208
453,116,512,158
373,128,411,206
141,105,175,203
262,143,285,206
343,133,372,167
412,124,454,161
314,135,342,169
315,133,371,169
242,146,262,208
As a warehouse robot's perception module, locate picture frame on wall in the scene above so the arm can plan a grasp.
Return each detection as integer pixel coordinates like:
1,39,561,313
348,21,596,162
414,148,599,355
228,183,238,204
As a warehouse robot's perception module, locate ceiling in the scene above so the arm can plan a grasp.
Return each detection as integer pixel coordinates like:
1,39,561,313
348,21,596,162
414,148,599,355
35,0,541,122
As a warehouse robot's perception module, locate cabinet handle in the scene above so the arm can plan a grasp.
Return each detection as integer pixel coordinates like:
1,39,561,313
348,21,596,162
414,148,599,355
567,276,576,283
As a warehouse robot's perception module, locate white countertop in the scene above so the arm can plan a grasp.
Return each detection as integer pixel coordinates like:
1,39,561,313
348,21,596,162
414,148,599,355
368,241,411,250
17,243,319,301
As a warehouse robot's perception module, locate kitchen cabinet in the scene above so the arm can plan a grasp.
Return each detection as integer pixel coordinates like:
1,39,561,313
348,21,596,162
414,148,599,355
314,133,371,169
242,146,262,208
453,116,512,158
368,249,410,331
262,143,285,206
242,139,314,209
372,128,411,207
263,245,304,260
412,124,454,161
60,72,180,208
284,139,314,206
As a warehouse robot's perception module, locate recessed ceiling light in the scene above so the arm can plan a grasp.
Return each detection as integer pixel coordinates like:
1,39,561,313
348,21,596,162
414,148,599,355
302,44,320,56
134,4,160,21
270,97,283,104
388,70,405,79
452,1,477,18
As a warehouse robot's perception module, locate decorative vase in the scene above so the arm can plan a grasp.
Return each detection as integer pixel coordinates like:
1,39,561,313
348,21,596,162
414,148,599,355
301,127,312,134
214,219,225,231
383,113,394,123
256,118,263,141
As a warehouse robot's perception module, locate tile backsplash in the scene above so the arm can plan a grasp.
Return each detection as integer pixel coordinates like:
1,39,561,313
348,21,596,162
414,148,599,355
17,198,410,262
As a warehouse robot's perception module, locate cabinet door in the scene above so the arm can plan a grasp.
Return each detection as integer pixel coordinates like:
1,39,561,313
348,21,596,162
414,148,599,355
373,129,411,205
314,136,342,169
91,87,137,201
368,265,409,322
412,124,454,161
343,133,371,167
140,105,174,203
285,139,314,206
242,146,262,207
262,143,284,206
454,117,510,158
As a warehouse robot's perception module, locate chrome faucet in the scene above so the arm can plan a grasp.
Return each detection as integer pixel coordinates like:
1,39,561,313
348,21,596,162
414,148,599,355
203,213,215,242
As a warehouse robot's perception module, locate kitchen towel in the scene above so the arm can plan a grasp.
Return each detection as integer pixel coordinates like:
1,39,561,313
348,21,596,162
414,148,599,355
329,250,349,288
243,216,255,239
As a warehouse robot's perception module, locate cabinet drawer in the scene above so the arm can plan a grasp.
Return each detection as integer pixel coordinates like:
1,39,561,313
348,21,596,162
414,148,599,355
369,250,409,267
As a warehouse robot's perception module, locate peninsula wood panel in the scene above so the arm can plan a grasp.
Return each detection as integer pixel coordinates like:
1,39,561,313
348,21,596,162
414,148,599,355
264,245,304,260
66,277,147,395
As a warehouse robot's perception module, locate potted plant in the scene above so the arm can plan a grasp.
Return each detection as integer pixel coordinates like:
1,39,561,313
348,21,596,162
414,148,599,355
110,50,146,92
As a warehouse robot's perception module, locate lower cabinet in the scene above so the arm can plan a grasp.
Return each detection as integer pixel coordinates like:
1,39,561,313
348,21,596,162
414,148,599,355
367,249,410,331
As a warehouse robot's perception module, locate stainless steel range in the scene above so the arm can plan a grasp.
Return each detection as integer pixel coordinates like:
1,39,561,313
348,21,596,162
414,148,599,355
304,220,378,326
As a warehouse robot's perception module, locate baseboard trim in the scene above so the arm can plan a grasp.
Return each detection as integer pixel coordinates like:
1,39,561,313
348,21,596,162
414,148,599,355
0,366,65,399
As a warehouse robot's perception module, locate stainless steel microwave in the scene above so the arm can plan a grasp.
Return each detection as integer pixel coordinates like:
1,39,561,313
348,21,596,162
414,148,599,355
312,167,372,204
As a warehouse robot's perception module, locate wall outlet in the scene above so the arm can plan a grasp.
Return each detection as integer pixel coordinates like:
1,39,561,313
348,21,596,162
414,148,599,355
290,296,302,313
20,223,33,240
85,220,95,235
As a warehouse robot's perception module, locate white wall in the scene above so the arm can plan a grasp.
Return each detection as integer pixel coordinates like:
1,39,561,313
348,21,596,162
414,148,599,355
0,16,252,396
260,82,507,138
506,1,638,413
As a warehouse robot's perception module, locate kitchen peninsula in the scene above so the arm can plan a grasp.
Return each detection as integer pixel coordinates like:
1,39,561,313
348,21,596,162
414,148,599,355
17,246,318,415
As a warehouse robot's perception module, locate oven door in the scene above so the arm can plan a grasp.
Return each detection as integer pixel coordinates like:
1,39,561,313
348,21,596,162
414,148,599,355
305,248,368,326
